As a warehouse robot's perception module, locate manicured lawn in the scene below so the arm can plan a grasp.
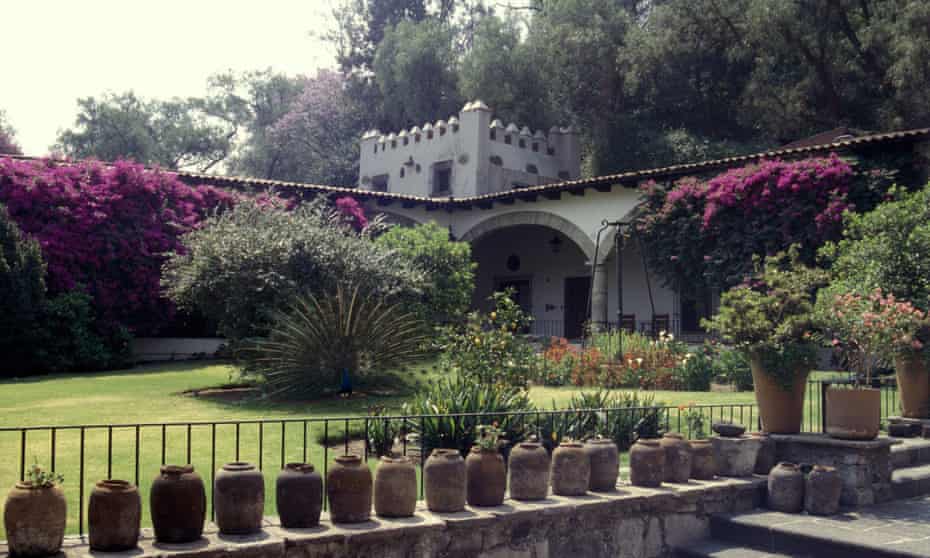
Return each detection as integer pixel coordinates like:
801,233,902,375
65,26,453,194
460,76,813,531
0,361,895,536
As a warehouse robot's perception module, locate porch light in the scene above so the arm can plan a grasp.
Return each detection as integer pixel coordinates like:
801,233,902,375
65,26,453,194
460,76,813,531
549,234,563,253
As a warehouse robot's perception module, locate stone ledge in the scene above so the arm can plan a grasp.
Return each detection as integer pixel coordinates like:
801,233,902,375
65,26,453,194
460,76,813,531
4,476,766,558
770,433,896,450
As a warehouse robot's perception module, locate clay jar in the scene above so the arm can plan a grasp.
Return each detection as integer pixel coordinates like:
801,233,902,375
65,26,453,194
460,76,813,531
507,442,550,500
424,449,466,512
767,462,804,513
551,441,590,496
374,455,417,517
327,455,372,523
751,432,776,475
276,463,323,528
660,433,692,483
689,439,716,480
151,465,206,543
214,462,264,534
585,438,619,492
3,481,67,558
629,439,665,487
89,480,141,551
805,465,842,516
466,446,506,506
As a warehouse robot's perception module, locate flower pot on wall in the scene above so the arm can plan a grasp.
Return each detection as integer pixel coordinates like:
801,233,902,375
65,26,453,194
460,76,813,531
424,449,466,512
550,442,590,496
767,462,804,513
89,480,141,551
465,447,506,506
660,433,692,483
895,354,930,418
277,463,323,528
750,355,809,434
508,442,550,500
629,439,665,487
3,482,67,558
585,439,619,492
689,439,716,480
214,462,264,534
327,455,372,523
374,456,417,517
825,387,880,440
150,465,205,543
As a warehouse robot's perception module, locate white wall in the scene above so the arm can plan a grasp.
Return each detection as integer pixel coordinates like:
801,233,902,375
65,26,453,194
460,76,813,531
601,243,678,329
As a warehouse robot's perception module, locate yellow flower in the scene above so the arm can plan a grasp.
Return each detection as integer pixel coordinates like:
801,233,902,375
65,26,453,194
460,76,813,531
490,311,497,320
551,431,558,441
474,337,481,345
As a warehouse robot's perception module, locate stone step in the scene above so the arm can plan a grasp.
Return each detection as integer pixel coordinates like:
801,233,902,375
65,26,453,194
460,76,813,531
709,511,928,558
892,463,930,499
890,438,930,469
674,539,796,557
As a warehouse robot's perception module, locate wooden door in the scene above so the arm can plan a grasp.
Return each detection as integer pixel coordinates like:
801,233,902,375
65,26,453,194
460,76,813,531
563,276,591,340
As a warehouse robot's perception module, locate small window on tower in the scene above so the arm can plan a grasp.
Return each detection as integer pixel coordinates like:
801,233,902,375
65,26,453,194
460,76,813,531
372,174,389,192
431,160,453,196
373,144,378,153
504,135,512,145
490,129,497,140
518,139,526,148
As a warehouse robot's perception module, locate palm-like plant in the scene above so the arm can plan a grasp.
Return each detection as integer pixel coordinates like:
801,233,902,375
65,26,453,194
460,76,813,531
244,283,429,399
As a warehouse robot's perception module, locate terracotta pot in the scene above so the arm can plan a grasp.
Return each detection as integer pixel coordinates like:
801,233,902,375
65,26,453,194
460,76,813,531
424,449,466,512
712,435,761,477
585,438,619,492
689,439,716,480
896,353,930,419
89,480,141,551
825,387,881,440
327,455,372,523
804,465,842,516
214,462,264,534
276,463,322,528
768,462,804,513
3,482,66,558
150,465,206,543
508,442,550,500
660,433,692,483
465,447,506,506
550,441,590,496
750,354,809,434
629,439,665,487
750,432,776,475
374,455,417,517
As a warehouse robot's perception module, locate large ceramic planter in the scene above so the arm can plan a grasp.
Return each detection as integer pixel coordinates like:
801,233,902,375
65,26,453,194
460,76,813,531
660,433,692,483
277,463,322,528
712,435,761,477
750,354,809,434
374,456,417,517
550,442,590,496
423,449,466,512
89,480,141,551
629,439,665,487
689,439,715,480
214,462,264,534
151,465,206,543
895,353,930,419
3,482,67,558
825,387,880,440
508,442,550,500
767,462,804,513
327,455,372,523
465,447,506,507
804,465,842,516
585,439,619,492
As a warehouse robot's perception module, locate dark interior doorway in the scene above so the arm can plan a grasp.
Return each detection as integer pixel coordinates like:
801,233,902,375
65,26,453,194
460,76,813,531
564,276,591,339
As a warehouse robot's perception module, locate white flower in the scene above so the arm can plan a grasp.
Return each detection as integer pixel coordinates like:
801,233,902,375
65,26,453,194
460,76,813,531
635,357,644,365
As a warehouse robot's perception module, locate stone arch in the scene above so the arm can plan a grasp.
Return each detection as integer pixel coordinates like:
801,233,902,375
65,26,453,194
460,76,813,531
460,211,597,262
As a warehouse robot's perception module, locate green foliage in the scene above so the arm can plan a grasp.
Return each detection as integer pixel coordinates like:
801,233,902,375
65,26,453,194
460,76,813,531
475,424,503,451
375,222,475,324
402,375,534,456
26,460,63,488
703,248,828,388
366,405,402,458
714,347,753,391
675,351,715,392
674,343,753,392
438,290,536,388
162,198,425,341
243,283,429,399
538,390,661,453
0,203,46,374
822,184,930,311
682,405,707,439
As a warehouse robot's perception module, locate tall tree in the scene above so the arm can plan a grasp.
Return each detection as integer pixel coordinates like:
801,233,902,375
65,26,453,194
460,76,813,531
55,92,234,171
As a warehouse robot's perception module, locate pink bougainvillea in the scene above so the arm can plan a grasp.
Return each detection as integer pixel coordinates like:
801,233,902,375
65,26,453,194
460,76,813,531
0,157,235,333
335,196,368,231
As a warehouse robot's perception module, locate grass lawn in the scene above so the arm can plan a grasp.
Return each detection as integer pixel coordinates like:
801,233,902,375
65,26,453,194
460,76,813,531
0,361,895,536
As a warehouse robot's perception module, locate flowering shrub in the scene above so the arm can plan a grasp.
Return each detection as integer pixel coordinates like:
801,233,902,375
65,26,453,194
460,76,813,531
438,290,537,388
0,157,236,334
635,155,854,294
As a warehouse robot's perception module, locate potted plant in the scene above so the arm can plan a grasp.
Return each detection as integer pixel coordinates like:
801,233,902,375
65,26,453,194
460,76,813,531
704,248,828,434
465,424,506,506
3,462,66,558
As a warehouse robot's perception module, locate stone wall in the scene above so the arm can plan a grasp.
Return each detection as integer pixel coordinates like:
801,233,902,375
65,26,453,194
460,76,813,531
44,477,764,558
